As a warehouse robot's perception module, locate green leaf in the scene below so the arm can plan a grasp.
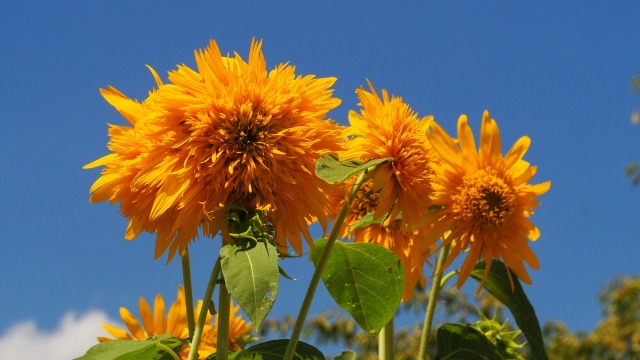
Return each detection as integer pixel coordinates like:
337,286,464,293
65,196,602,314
347,211,386,232
235,339,324,360
310,238,403,337
315,155,393,184
470,260,548,360
278,266,297,281
333,350,357,360
74,334,186,360
220,242,279,329
435,323,505,360
349,211,404,232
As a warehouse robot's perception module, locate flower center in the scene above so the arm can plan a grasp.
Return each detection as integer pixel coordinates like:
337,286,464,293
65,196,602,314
452,169,516,230
352,180,380,218
193,107,278,198
227,114,270,155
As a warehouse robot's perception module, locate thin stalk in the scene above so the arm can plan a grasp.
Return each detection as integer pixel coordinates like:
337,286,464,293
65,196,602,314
181,248,196,338
216,279,231,360
155,342,180,360
283,171,368,360
188,256,222,360
439,270,458,289
418,243,450,360
379,317,394,360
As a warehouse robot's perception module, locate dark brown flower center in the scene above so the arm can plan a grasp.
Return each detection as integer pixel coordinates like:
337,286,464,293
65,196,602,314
352,180,380,218
452,169,516,229
227,115,270,155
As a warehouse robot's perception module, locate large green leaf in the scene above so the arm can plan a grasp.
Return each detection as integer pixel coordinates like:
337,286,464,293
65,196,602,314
435,323,505,360
315,155,392,184
74,334,186,360
235,339,324,360
220,242,279,329
470,261,548,360
310,238,403,337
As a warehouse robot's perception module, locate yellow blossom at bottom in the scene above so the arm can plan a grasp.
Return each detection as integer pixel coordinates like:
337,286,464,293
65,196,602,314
98,285,252,359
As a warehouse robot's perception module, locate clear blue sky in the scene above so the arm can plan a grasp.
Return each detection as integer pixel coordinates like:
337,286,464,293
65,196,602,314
2,1,640,357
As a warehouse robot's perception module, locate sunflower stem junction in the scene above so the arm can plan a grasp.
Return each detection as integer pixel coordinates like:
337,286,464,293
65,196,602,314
181,248,196,338
379,317,394,360
217,279,231,360
418,243,450,360
283,170,369,360
188,256,222,360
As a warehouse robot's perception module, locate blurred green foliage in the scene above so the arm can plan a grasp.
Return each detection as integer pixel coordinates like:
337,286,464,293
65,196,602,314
260,276,640,359
544,276,640,360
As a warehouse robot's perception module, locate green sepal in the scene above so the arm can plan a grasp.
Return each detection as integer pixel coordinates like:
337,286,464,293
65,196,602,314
470,261,548,360
74,334,187,360
315,155,393,184
310,238,403,337
227,210,274,250
278,265,297,281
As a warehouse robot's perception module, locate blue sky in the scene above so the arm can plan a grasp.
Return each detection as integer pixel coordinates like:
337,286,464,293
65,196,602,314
2,1,640,358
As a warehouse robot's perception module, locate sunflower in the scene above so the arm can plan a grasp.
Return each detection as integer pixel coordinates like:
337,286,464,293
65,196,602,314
85,39,344,260
425,111,551,288
341,81,436,229
330,178,433,302
98,285,252,359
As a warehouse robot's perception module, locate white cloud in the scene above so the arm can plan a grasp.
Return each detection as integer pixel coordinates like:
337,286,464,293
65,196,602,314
0,310,118,360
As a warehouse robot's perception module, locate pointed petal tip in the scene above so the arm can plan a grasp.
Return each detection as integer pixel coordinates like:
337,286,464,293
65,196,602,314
145,65,164,87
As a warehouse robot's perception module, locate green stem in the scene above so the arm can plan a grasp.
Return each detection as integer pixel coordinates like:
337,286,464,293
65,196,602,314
216,279,231,360
188,256,222,360
181,248,196,338
283,171,368,360
155,342,180,360
418,243,450,360
440,270,458,289
379,317,394,360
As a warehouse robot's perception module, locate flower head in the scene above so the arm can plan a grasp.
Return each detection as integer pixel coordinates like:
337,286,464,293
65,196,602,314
85,39,344,260
471,309,525,359
426,111,551,288
98,285,252,359
341,81,436,229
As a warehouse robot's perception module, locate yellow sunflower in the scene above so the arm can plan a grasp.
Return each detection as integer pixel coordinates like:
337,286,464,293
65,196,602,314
98,285,252,359
330,178,433,302
425,111,551,288
85,39,344,260
341,81,436,229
